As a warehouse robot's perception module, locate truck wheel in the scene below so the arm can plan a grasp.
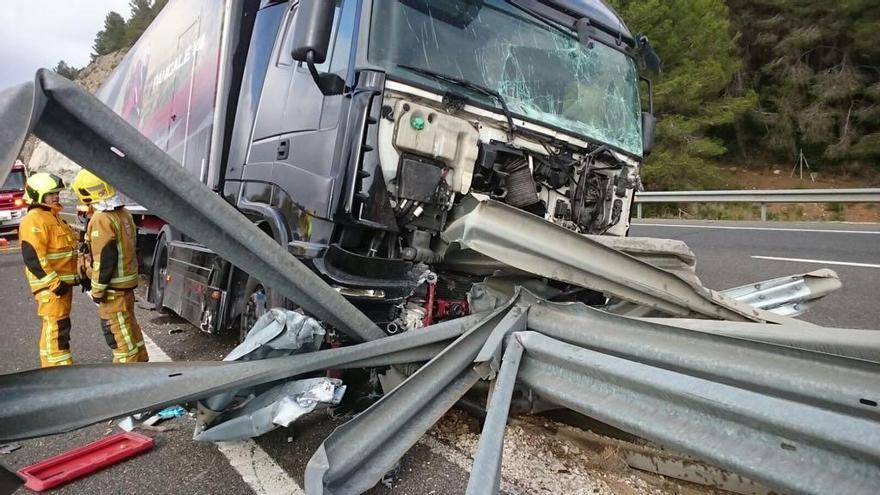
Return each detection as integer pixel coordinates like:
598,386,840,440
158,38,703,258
148,226,178,313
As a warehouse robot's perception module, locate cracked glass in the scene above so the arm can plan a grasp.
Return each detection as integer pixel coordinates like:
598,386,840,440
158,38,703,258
369,0,643,156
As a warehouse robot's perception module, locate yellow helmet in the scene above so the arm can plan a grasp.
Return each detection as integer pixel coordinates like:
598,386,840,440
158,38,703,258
72,169,116,205
25,173,65,205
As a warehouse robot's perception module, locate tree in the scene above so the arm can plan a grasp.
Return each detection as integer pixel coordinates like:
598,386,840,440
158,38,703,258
124,0,162,46
52,60,81,80
608,0,755,190
728,0,880,170
92,11,127,58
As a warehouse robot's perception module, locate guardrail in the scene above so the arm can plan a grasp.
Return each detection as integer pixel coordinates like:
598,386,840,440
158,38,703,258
634,188,880,221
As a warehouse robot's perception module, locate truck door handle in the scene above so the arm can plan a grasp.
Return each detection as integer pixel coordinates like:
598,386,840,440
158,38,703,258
276,139,289,160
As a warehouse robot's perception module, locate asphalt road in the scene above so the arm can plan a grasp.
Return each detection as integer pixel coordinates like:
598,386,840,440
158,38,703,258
631,219,880,329
0,218,877,494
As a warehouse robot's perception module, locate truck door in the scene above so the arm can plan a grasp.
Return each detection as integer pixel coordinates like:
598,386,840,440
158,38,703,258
244,0,354,220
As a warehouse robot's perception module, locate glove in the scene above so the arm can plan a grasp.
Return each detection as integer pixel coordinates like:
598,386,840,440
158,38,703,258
53,282,71,296
80,278,92,292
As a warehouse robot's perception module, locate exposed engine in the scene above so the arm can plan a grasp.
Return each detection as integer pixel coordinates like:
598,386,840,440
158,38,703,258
356,88,642,334
377,94,640,242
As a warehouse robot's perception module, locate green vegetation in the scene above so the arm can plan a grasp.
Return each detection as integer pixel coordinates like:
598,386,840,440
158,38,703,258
92,0,169,59
610,0,880,190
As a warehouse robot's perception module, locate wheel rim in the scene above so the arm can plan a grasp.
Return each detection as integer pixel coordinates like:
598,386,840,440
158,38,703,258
242,285,268,338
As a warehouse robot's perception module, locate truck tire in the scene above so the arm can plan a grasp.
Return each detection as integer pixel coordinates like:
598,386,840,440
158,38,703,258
148,226,179,313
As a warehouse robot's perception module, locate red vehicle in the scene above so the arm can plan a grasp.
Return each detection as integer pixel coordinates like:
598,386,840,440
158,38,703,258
0,160,27,235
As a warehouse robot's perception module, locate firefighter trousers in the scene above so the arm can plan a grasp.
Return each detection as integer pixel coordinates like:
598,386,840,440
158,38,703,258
98,290,149,363
35,289,73,367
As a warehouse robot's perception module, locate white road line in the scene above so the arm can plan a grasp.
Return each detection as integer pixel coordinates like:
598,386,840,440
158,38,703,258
215,442,304,495
140,332,303,494
141,332,171,362
751,255,880,269
632,223,880,235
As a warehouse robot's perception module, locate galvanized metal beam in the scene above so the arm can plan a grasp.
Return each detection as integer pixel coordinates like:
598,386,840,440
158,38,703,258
527,302,880,421
443,199,789,323
304,302,518,494
515,331,880,495
465,336,524,495
636,188,880,204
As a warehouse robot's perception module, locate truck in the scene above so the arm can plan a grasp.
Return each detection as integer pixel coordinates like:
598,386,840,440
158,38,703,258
92,0,657,339
0,160,27,235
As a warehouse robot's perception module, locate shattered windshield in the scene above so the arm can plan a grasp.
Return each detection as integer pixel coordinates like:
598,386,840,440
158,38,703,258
369,0,643,156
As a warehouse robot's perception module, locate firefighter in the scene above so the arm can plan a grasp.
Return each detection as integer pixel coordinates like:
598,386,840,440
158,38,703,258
72,169,149,363
18,173,79,367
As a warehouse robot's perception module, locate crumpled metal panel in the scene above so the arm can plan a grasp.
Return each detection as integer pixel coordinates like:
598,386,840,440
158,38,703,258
0,71,385,343
585,234,702,286
720,269,842,316
226,309,326,362
442,199,788,323
194,378,345,442
204,309,326,412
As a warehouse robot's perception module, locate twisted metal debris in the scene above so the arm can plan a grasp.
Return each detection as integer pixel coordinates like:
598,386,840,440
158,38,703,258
1,72,879,495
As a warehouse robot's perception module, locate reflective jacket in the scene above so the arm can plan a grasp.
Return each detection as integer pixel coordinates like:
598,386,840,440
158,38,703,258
86,208,139,299
18,205,79,294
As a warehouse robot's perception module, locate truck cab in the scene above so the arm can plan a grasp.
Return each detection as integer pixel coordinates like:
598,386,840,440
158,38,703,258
0,161,27,235
97,0,655,337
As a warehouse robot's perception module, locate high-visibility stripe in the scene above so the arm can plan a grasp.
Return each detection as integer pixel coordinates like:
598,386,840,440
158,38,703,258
110,273,139,284
46,250,76,260
59,274,77,282
29,272,58,286
43,352,73,364
116,312,135,351
43,316,53,359
92,281,108,290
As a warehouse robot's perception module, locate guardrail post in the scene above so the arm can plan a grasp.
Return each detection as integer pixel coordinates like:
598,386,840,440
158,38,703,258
760,203,768,221
636,203,643,219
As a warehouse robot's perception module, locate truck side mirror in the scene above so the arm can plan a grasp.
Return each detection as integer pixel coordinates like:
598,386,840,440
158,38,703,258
291,1,344,96
642,112,656,155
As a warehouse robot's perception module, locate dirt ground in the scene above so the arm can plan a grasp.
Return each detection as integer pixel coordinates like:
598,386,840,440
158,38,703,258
663,166,880,222
429,410,749,495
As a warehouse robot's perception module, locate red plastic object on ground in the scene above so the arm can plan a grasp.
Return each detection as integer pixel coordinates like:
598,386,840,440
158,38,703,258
17,432,154,492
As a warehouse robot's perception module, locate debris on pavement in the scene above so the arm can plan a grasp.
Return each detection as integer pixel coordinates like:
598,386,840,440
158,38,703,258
157,406,187,420
0,444,20,455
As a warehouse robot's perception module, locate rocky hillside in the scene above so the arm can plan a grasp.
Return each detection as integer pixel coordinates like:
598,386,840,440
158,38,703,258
20,50,126,182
